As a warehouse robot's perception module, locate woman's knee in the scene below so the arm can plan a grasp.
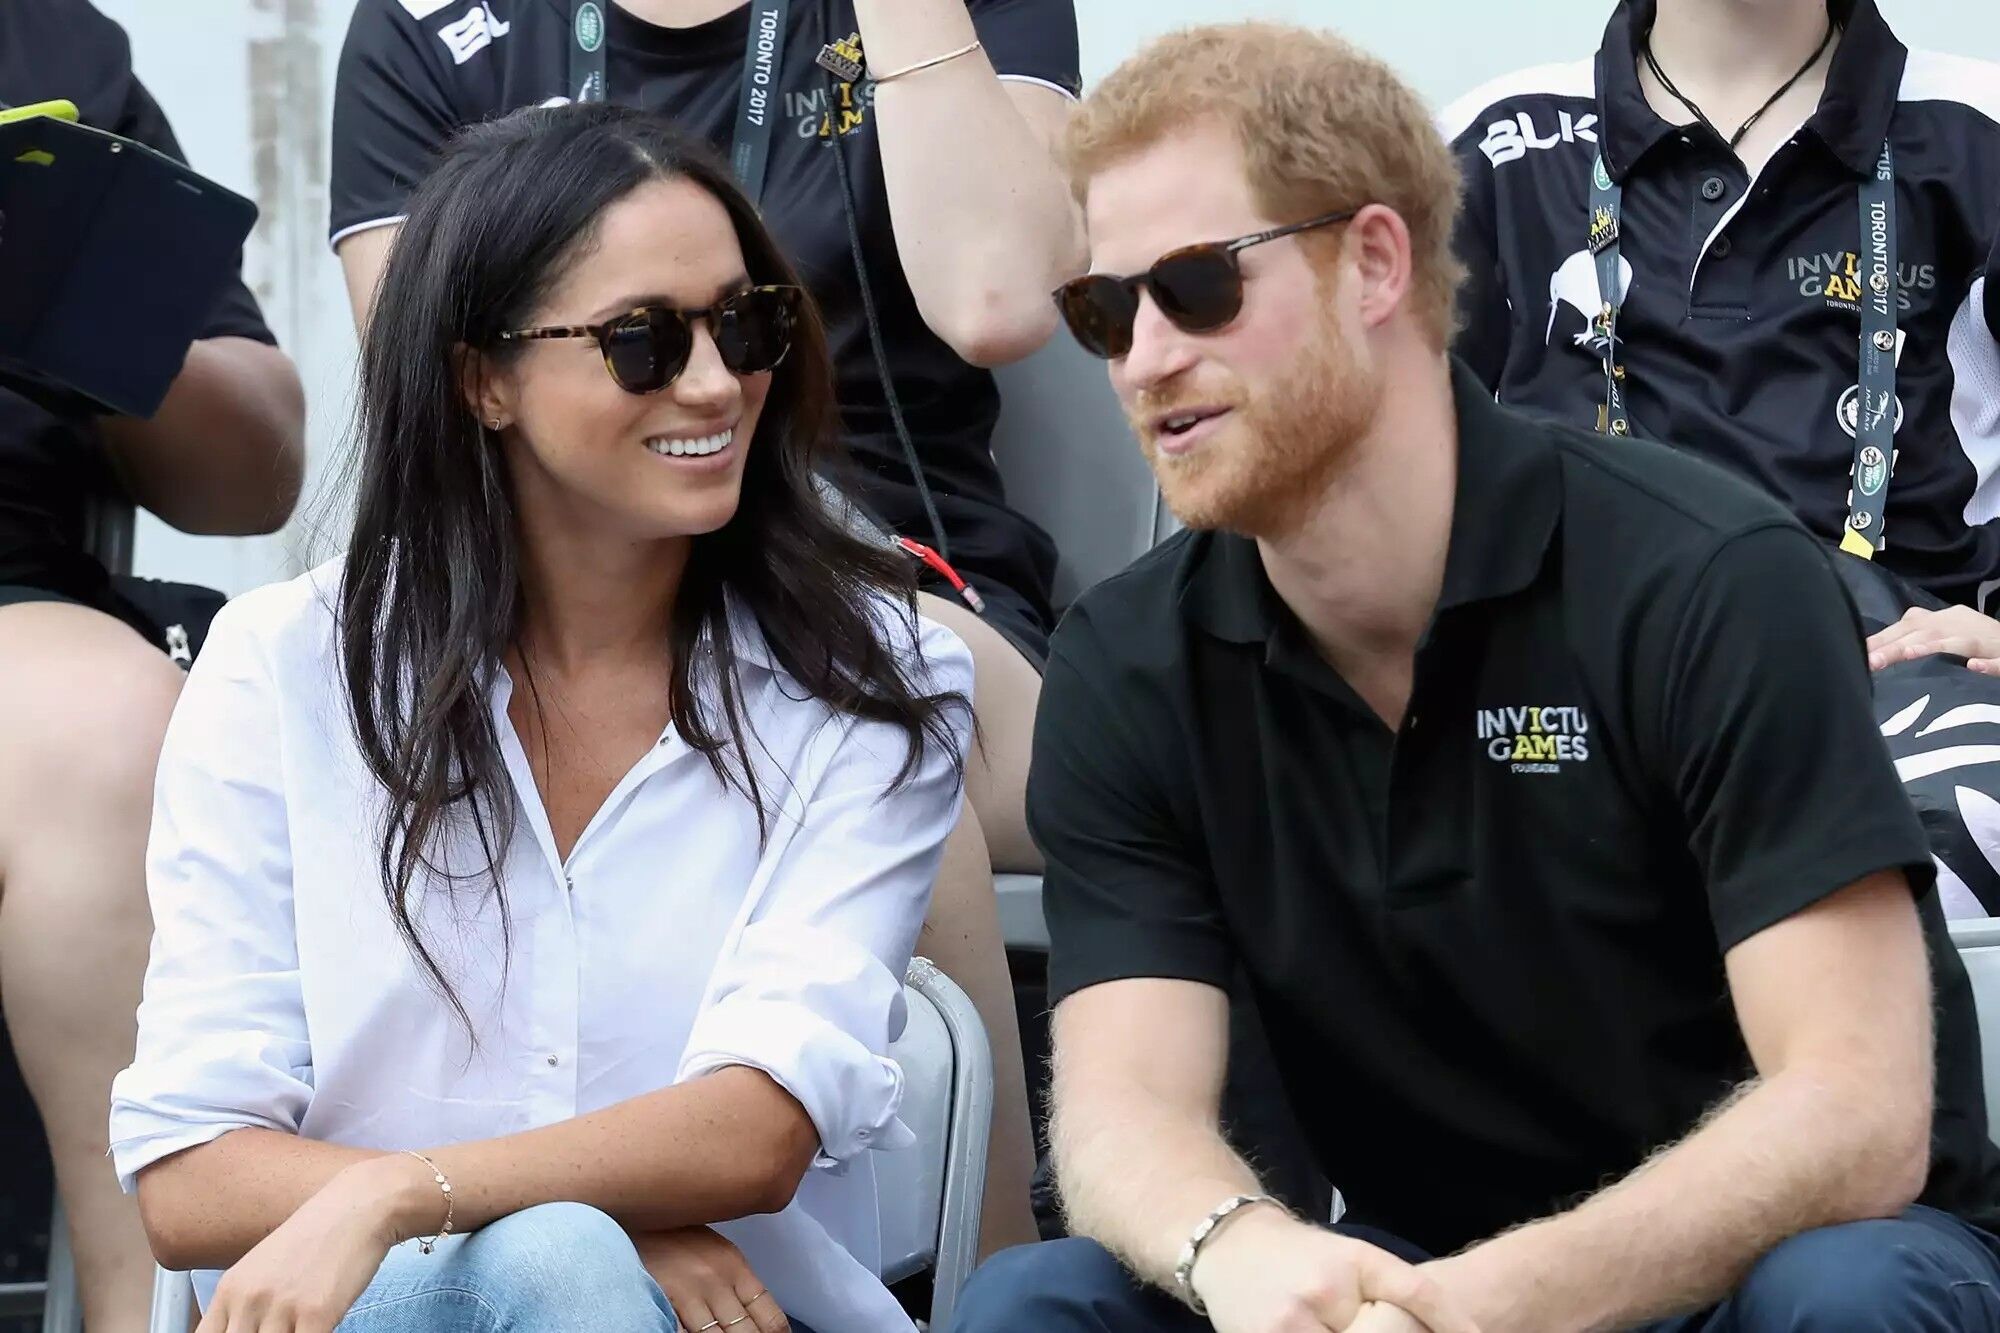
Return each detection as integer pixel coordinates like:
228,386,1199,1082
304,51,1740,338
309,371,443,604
447,1204,672,1330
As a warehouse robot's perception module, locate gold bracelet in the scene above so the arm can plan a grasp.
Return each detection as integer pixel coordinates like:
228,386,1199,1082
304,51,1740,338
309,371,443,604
871,39,983,84
402,1150,455,1255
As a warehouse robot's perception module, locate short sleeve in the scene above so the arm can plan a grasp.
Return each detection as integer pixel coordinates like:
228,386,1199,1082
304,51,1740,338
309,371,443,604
1659,524,1934,952
1441,108,1511,390
108,594,312,1191
1031,605,1233,1006
111,66,275,346
330,0,468,248
969,0,1081,100
677,612,974,1169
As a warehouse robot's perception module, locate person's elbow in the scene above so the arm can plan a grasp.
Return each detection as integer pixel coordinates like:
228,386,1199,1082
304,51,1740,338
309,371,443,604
204,350,307,537
1852,1088,1932,1219
134,1160,211,1272
931,284,1063,369
725,1069,823,1215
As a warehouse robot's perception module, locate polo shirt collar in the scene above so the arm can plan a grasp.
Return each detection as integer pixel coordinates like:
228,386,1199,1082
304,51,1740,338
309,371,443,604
1181,360,1562,645
1595,0,1906,182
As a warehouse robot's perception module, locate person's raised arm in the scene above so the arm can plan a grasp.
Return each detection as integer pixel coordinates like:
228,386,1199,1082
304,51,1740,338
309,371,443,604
856,0,1086,367
1423,526,1938,1333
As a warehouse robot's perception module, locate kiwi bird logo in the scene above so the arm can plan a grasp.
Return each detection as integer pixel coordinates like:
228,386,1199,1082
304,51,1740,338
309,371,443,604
1546,248,1633,354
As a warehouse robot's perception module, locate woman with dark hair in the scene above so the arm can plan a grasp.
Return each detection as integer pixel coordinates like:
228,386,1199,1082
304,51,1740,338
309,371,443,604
332,1,1085,1247
107,102,971,1333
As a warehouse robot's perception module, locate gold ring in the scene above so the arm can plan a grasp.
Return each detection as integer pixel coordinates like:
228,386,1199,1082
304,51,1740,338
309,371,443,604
695,1323,722,1332
723,1318,752,1329
743,1290,769,1303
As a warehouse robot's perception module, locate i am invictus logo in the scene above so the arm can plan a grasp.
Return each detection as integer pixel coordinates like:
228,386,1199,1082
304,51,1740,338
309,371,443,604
1477,704,1591,774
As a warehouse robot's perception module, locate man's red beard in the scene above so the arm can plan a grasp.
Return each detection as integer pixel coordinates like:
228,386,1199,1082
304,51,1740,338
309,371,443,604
1134,313,1383,539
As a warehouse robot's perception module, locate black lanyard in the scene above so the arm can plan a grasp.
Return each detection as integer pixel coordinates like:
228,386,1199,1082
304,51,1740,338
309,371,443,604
1587,145,1900,559
568,0,790,205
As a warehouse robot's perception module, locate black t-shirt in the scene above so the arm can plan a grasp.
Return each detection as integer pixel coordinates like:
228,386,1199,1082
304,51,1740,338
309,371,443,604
0,0,276,604
1033,361,2000,1257
330,0,1077,629
1443,0,2000,609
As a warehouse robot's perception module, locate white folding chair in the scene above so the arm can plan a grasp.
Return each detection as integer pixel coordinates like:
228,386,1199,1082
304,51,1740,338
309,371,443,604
879,957,994,1331
149,957,995,1333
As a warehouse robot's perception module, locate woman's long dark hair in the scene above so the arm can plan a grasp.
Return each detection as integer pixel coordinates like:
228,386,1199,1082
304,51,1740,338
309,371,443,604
340,103,966,1025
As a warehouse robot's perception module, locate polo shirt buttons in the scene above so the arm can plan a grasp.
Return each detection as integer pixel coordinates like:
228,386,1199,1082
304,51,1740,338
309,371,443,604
1711,236,1733,259
546,1054,559,1067
1700,176,1727,202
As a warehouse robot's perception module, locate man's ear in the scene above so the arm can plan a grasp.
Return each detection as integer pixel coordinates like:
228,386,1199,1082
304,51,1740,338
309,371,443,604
1345,203,1416,333
457,343,516,431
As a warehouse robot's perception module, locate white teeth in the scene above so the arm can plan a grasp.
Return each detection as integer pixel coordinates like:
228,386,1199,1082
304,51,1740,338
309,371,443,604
646,429,733,458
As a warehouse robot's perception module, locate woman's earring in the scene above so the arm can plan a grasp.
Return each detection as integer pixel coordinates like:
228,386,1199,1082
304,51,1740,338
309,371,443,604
487,418,504,431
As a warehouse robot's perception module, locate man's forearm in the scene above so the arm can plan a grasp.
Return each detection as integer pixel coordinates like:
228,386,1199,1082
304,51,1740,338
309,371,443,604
852,0,1085,366
1052,1088,1274,1289
98,336,305,536
1436,1070,1930,1333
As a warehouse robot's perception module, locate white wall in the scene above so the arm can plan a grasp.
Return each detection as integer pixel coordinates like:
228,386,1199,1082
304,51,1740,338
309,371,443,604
98,0,2000,592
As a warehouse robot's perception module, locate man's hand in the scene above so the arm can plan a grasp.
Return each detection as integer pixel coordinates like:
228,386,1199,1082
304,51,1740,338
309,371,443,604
1348,1303,1434,1333
630,1226,788,1333
1867,605,2000,673
1190,1208,1479,1333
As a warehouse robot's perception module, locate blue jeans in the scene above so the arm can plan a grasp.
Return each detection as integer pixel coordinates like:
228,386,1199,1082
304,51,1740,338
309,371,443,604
948,1207,2000,1331
328,1201,821,1333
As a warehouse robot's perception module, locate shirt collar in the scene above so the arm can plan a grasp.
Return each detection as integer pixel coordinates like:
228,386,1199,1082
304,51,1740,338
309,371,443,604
1181,360,1563,646
1595,0,1905,182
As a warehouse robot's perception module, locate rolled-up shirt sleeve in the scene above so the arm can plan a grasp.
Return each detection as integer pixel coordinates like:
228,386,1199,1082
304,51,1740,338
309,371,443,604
108,593,311,1191
677,612,974,1169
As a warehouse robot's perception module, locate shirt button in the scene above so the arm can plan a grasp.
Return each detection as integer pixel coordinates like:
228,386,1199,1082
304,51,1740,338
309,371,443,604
1711,235,1733,259
1700,176,1727,202
546,1055,560,1067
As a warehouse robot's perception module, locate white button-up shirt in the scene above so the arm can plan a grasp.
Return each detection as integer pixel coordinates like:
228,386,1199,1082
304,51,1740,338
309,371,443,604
110,562,973,1332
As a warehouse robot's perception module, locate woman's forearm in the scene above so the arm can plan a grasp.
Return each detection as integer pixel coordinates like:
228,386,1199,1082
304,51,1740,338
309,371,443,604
854,0,1086,366
136,1129,380,1271
138,1067,818,1270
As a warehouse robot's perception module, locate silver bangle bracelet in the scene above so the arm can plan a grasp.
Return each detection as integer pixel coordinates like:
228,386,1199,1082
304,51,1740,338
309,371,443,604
1172,1192,1283,1314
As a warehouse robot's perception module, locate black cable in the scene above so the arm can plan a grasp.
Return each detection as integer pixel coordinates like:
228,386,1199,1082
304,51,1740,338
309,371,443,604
1642,18,1837,150
819,0,952,565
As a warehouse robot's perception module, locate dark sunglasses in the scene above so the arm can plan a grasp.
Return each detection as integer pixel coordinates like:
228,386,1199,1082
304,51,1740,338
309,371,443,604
1052,210,1359,359
498,284,804,394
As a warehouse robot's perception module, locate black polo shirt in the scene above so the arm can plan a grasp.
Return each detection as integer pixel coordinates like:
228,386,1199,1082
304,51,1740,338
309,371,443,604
331,0,1077,632
1032,362,2000,1258
1442,0,2000,609
0,0,275,606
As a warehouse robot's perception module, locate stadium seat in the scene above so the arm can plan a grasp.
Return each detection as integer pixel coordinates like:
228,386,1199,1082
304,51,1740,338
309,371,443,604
147,958,993,1333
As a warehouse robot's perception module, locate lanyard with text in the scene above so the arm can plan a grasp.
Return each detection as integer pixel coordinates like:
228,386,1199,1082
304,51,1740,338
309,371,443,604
1586,145,1900,558
568,0,791,205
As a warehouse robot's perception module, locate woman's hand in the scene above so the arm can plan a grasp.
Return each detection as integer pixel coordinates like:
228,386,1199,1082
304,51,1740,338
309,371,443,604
1867,606,2000,673
631,1226,788,1333
195,1160,413,1333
